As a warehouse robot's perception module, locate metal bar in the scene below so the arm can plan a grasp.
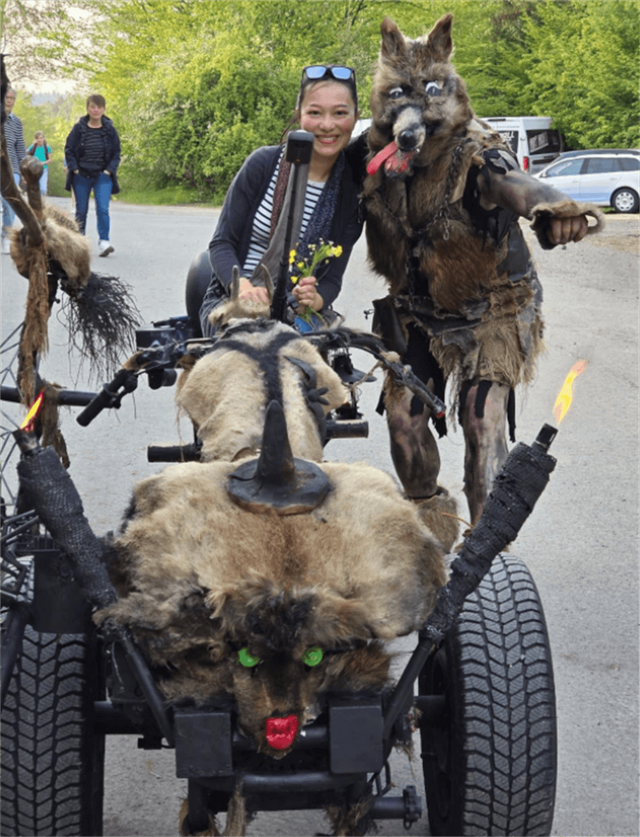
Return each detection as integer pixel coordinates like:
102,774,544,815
414,694,447,725
117,628,175,747
93,700,138,734
382,634,434,740
1,601,31,707
241,770,361,794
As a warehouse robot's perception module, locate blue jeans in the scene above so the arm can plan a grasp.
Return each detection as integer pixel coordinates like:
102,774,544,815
39,167,49,196
73,171,113,240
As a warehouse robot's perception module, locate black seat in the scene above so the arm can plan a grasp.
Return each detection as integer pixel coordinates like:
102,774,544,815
185,250,213,338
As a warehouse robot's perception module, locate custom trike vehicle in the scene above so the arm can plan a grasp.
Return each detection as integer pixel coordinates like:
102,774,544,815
1,120,557,837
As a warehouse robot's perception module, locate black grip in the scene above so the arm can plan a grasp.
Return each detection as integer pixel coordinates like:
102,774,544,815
76,385,116,426
76,369,137,426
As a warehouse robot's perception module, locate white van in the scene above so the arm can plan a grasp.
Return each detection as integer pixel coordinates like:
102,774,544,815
481,116,563,173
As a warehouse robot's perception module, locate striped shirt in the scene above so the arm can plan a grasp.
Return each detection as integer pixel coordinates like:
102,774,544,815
4,113,27,175
79,127,108,173
242,155,325,275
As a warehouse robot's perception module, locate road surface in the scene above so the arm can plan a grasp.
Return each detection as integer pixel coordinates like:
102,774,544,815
1,197,637,837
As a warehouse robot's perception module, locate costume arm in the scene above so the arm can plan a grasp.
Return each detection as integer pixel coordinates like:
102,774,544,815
105,127,121,174
476,149,604,250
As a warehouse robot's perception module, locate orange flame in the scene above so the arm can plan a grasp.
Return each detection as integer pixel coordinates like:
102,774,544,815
20,391,45,430
552,360,587,426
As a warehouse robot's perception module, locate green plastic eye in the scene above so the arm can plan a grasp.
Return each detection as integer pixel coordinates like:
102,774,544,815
238,647,262,667
302,646,323,667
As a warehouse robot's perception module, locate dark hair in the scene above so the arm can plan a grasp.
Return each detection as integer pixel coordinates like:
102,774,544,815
297,65,358,110
86,94,106,110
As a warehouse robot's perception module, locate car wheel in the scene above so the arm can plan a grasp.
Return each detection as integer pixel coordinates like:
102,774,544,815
418,554,557,836
1,625,106,836
611,188,639,214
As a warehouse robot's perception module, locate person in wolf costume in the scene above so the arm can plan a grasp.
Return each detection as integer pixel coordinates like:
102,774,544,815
363,14,603,522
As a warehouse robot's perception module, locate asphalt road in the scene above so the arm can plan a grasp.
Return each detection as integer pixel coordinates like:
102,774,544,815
1,197,638,837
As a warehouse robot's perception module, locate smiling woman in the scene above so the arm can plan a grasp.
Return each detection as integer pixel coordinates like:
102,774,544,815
198,63,366,336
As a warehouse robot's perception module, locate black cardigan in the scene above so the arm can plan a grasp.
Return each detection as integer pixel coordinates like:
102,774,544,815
208,139,366,308
64,115,121,195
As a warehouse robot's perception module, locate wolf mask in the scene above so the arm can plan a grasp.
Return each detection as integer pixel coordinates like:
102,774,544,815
367,14,474,179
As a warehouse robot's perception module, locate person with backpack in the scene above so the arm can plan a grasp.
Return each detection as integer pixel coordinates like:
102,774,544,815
26,131,52,195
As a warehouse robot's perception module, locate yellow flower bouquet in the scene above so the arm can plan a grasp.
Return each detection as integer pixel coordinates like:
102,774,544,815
289,240,343,323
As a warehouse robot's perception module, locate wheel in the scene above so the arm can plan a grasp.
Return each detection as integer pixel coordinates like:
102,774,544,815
1,625,105,836
611,187,639,214
419,554,557,836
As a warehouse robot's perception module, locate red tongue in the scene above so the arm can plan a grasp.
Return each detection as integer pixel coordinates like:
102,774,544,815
265,715,299,750
367,141,399,176
367,141,418,176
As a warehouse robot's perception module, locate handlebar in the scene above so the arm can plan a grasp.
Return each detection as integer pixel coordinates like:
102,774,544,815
76,368,139,427
1,386,99,407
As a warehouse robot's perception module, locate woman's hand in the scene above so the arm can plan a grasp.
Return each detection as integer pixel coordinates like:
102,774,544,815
293,276,324,312
238,277,269,303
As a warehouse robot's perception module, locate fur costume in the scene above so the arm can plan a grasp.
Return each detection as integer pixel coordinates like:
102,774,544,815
363,14,603,517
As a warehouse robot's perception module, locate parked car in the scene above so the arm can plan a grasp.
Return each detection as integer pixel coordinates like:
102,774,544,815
535,149,640,213
481,116,563,173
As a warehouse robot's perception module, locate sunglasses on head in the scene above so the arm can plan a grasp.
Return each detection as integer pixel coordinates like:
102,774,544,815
303,65,356,83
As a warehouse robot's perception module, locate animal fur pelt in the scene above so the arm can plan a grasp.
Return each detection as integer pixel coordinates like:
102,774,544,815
10,202,90,287
363,14,603,392
96,457,449,752
10,201,140,383
177,318,347,462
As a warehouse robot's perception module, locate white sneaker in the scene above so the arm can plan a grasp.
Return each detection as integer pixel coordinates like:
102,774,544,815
99,240,114,257
1,239,11,254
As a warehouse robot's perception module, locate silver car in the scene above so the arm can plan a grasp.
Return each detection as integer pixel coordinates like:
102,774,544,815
536,149,639,213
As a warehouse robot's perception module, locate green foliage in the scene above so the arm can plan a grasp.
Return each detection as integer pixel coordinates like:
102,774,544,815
6,0,637,205
521,0,640,148
9,91,86,197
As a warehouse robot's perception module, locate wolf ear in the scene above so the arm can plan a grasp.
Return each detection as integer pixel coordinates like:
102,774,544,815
230,265,241,302
380,16,406,59
427,13,454,61
255,263,274,301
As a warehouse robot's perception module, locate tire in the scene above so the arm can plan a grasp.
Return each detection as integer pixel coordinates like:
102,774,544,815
611,187,639,214
419,554,557,836
1,625,105,836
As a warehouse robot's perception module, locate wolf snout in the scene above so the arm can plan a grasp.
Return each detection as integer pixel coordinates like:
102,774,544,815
397,128,420,151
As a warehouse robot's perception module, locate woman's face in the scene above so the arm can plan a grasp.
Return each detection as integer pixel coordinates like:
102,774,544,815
298,82,358,167
87,102,105,122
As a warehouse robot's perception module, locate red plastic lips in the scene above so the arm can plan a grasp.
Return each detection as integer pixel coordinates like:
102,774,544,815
367,140,418,176
265,715,299,750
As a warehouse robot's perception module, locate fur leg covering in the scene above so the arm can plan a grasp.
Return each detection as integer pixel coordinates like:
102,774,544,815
414,487,459,553
460,381,510,522
383,374,441,497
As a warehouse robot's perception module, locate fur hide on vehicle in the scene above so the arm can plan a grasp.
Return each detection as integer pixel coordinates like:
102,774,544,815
97,458,449,754
176,318,347,462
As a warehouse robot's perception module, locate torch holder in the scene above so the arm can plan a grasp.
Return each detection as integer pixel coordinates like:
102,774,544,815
16,436,117,610
421,432,557,646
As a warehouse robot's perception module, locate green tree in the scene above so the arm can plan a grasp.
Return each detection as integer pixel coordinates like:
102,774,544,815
522,0,639,148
